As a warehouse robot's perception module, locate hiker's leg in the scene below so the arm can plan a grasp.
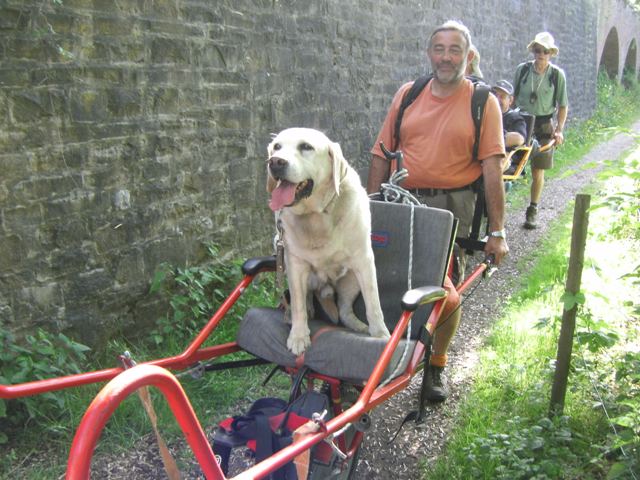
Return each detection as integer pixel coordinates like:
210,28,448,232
432,276,460,360
530,167,544,203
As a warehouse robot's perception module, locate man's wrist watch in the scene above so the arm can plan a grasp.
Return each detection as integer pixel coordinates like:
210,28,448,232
489,229,506,240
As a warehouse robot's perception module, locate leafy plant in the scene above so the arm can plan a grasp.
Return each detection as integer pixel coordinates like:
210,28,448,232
0,329,90,441
462,415,588,480
148,243,278,349
605,351,640,478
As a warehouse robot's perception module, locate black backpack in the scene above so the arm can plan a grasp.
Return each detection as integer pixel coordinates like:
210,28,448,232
513,60,560,108
392,74,491,163
213,392,332,479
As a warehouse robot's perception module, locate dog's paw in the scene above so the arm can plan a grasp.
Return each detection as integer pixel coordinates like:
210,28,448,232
340,314,368,333
287,332,311,355
351,319,369,333
368,324,391,339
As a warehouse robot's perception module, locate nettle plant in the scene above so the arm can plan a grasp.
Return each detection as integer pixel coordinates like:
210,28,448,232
463,415,579,480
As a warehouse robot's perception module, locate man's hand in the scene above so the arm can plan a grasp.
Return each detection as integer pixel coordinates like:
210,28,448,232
553,130,564,146
554,106,568,146
485,236,509,265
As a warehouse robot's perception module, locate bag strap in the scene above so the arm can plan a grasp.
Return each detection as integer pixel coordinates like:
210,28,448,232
513,61,533,99
470,82,490,163
119,353,181,480
549,64,559,108
393,74,432,151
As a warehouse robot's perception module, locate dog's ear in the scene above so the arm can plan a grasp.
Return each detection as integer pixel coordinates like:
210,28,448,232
328,141,348,195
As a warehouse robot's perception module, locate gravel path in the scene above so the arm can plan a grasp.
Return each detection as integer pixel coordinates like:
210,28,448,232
84,122,639,479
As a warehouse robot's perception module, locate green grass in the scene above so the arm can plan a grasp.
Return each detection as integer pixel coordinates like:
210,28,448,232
424,79,640,479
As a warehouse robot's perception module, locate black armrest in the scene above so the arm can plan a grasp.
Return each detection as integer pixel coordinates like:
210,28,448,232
242,256,277,276
401,286,447,311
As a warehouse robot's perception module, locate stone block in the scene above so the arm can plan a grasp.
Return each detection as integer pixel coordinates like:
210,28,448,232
11,90,58,122
70,89,109,122
107,88,142,117
0,67,30,86
67,268,112,300
49,219,91,249
92,15,135,37
19,282,64,312
0,234,27,271
150,37,191,64
148,87,180,115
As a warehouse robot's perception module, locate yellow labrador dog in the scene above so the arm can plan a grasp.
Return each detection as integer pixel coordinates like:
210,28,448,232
267,127,390,355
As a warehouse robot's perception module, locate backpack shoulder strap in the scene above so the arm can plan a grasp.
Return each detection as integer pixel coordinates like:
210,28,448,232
468,79,491,246
393,74,432,150
548,63,560,107
513,61,533,99
470,80,491,162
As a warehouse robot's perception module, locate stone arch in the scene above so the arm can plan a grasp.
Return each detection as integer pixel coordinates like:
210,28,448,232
623,38,637,84
599,27,620,79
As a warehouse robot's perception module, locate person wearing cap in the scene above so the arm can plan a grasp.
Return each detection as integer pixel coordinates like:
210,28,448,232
492,80,527,158
513,32,569,229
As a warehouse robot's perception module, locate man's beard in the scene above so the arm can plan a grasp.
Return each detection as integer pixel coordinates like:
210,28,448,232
433,60,467,84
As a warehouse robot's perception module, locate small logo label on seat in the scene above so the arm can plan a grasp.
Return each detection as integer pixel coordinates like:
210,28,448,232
371,231,389,247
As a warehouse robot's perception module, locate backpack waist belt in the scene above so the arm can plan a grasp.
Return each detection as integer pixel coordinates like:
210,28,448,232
412,184,473,197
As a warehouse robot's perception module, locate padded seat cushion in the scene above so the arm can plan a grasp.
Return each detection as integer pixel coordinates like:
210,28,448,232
237,307,415,384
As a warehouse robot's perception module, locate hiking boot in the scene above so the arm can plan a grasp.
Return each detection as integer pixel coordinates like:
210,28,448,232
524,205,538,229
424,365,448,402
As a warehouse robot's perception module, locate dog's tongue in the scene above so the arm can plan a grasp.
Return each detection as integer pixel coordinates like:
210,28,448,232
269,180,297,211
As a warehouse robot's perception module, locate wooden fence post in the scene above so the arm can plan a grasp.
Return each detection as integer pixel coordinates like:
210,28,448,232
549,194,591,417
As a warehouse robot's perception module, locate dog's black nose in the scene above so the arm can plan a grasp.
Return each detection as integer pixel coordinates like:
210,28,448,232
268,156,288,179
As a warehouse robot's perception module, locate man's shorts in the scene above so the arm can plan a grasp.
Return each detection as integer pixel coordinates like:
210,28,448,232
531,117,555,170
417,188,476,238
416,188,477,278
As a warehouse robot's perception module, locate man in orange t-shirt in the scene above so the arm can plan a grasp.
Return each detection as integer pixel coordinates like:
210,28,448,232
367,20,508,402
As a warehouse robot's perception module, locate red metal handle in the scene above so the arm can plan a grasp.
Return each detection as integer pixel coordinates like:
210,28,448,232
66,364,224,480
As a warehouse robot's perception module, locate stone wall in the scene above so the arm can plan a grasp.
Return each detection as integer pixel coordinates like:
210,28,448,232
0,0,599,346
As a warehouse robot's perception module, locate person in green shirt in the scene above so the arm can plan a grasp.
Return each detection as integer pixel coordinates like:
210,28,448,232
513,32,569,229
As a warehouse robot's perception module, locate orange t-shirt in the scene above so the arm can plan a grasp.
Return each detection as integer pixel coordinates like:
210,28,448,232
371,79,505,189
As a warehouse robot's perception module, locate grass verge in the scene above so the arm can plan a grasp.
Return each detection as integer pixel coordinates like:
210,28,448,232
424,79,640,479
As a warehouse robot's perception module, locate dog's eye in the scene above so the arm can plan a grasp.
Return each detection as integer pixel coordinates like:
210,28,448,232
272,143,281,151
298,142,314,152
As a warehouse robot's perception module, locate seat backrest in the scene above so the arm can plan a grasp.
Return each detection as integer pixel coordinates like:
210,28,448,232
353,201,455,339
521,112,536,146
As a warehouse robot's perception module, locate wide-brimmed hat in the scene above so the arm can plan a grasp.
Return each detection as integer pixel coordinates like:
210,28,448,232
492,79,514,96
527,32,559,56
